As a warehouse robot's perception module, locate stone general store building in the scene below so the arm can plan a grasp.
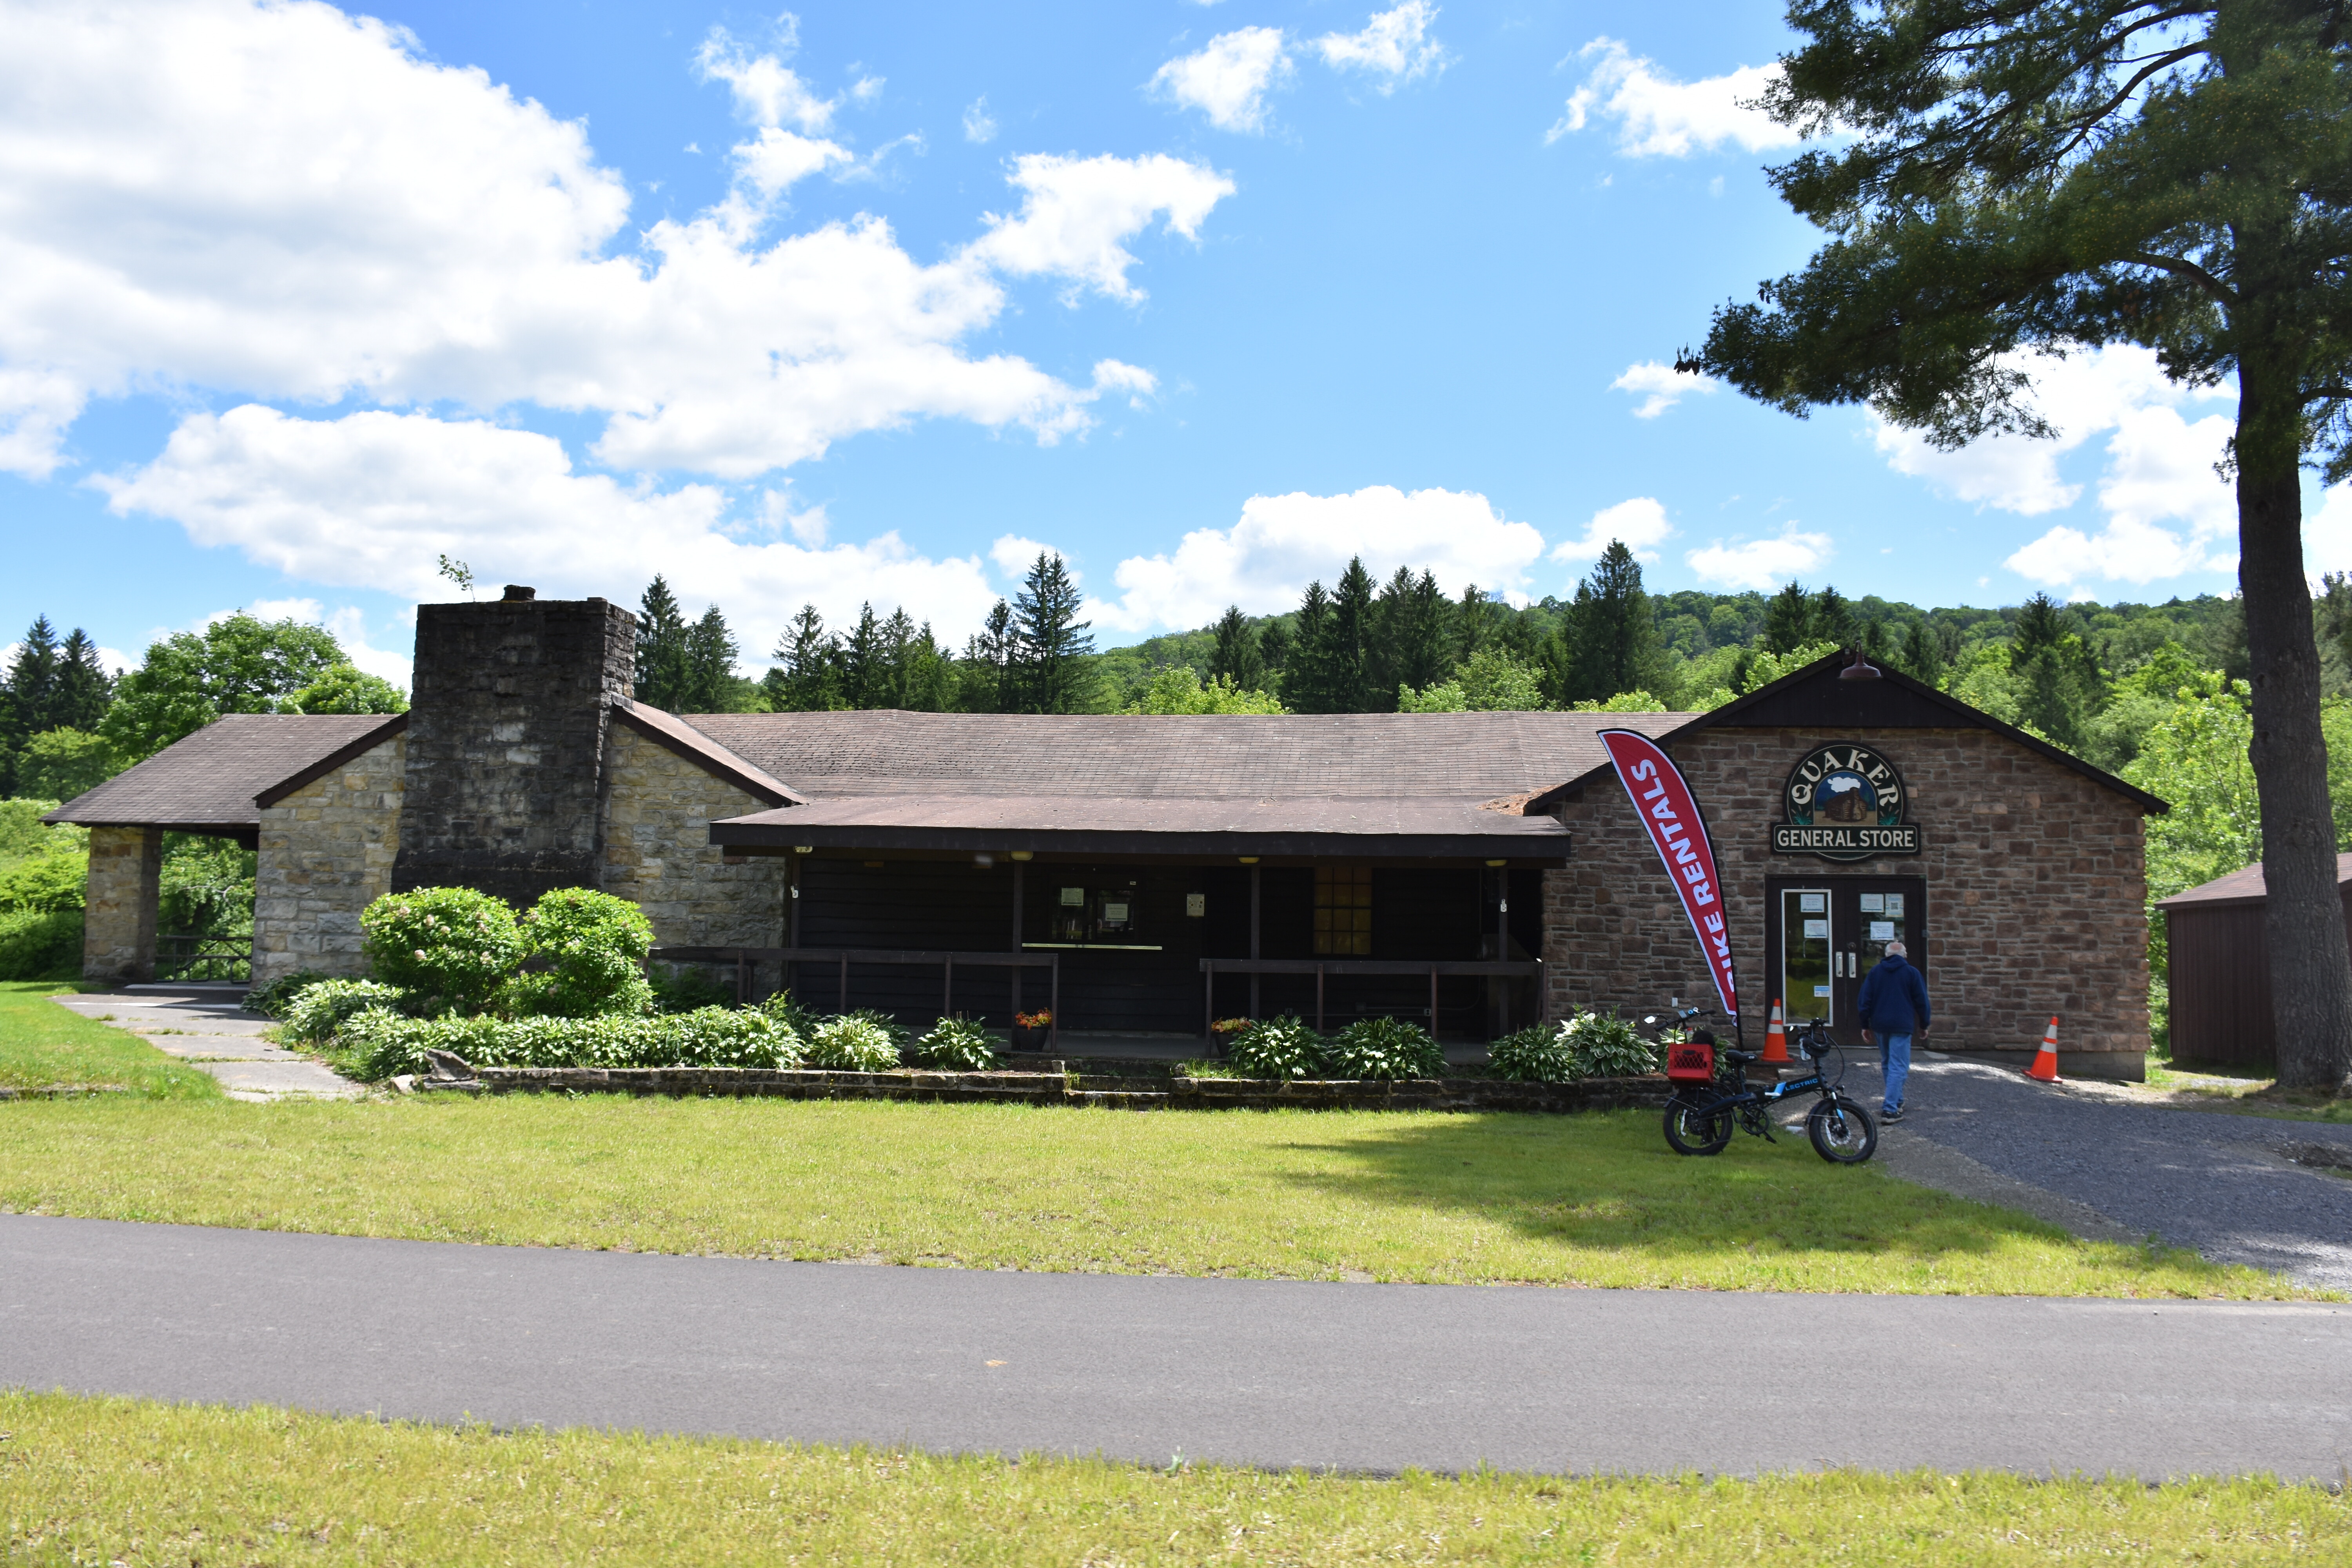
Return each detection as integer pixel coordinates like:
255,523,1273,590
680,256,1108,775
49,590,2167,1077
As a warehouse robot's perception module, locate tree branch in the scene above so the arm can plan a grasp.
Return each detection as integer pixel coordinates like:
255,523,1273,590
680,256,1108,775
2306,386,2352,404
2124,251,2237,305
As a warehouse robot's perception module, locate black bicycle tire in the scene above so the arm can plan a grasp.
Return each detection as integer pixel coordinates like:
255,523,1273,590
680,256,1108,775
1806,1096,1878,1164
1663,1094,1735,1156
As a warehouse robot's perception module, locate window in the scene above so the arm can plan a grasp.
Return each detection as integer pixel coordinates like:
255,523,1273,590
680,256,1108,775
1314,864,1372,956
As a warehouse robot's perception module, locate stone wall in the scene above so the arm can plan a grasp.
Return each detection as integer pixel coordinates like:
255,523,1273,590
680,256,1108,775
1543,726,2151,1076
252,733,406,984
394,595,635,906
82,825,160,983
600,722,789,983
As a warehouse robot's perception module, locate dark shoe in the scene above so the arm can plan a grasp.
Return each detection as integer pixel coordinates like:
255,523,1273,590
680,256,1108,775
1880,1106,1904,1123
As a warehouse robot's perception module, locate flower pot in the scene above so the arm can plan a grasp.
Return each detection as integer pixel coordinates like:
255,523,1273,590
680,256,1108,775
1011,1025,1049,1051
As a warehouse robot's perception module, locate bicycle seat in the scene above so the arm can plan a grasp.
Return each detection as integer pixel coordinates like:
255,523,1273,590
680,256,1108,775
1719,1048,1758,1064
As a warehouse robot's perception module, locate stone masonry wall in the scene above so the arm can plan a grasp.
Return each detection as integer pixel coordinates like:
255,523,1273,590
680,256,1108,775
252,733,406,984
82,824,161,983
600,722,789,987
1544,726,2150,1072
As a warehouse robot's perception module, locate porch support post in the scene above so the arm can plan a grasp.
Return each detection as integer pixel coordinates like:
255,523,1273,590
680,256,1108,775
1050,955,1060,1048
82,825,162,985
787,855,802,1002
1316,964,1325,1035
1496,868,1510,1038
1203,961,1214,1045
1010,860,1024,1018
838,953,849,1013
1430,967,1439,1041
1249,864,1261,1020
944,956,953,1017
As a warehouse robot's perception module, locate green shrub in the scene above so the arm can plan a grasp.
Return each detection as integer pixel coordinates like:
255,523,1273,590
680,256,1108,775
360,887,523,1014
502,888,655,1018
1325,1016,1447,1081
0,853,85,913
842,1008,913,1055
804,1014,901,1072
913,1016,1002,1071
1567,1009,1661,1078
0,909,81,980
243,970,332,1018
339,1005,800,1081
1225,1015,1328,1080
1486,1021,1579,1082
652,964,735,1013
757,989,822,1038
0,799,82,862
279,979,415,1045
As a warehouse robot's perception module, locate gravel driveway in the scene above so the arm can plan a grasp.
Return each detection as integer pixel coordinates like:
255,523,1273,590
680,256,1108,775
1845,1051,2352,1290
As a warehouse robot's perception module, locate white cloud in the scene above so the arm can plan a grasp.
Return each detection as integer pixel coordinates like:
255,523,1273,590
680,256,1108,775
1151,27,1293,133
1611,359,1717,419
0,0,1232,481
1863,345,2238,592
966,153,1235,304
2305,486,2352,583
1551,497,1673,565
1546,38,1796,157
990,535,1069,580
1090,485,1545,633
97,405,1009,656
695,17,839,135
1685,524,1835,590
962,96,996,143
1314,3,1448,86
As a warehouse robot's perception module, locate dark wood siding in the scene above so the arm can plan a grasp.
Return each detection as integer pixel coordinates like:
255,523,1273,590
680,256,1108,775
2164,885,2352,1071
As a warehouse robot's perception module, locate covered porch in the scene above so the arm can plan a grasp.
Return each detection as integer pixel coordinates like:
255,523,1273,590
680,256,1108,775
701,795,1569,1051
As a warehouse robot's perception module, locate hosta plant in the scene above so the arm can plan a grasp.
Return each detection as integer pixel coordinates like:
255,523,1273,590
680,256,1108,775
1485,1021,1579,1083
914,1016,1001,1071
1568,1008,1661,1078
805,1014,902,1072
1224,1015,1328,1080
339,1006,800,1081
1325,1016,1447,1081
278,978,416,1045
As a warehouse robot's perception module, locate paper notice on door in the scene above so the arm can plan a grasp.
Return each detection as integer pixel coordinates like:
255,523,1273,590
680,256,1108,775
1870,920,1895,941
1859,894,1884,913
1803,918,1829,939
1813,985,1831,997
1799,893,1826,913
1883,893,1904,916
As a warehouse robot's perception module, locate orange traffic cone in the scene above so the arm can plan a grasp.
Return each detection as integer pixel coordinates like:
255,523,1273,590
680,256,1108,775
2025,1016,2062,1082
1762,998,1789,1063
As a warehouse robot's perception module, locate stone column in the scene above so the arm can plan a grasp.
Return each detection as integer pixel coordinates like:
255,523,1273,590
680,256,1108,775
83,825,162,984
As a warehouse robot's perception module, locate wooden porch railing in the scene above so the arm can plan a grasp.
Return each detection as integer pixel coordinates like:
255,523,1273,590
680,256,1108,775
1198,956,1543,1037
649,946,1060,1043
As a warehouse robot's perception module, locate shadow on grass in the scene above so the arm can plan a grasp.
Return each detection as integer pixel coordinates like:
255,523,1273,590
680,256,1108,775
1261,1107,2190,1281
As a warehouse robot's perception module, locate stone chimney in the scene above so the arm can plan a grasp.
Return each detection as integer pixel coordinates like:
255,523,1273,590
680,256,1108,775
392,592,637,905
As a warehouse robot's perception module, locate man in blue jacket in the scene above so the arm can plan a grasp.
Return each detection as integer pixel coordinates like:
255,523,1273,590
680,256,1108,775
1856,939,1931,1123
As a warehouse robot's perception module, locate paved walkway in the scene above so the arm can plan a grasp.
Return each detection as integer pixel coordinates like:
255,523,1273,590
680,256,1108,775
51,989,361,1100
1844,1052,2352,1290
4,1214,2345,1480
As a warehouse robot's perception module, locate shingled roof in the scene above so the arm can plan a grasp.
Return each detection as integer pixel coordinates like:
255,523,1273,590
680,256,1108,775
2156,854,2352,911
679,710,1692,801
44,713,406,840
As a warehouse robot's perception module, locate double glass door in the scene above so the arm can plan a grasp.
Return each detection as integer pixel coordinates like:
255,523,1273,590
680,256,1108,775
1766,876,1926,1040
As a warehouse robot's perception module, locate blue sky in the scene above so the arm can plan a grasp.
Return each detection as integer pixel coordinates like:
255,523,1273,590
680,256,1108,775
3,0,2337,686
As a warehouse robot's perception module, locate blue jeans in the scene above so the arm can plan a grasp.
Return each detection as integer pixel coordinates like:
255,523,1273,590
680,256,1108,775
1877,1033,1913,1115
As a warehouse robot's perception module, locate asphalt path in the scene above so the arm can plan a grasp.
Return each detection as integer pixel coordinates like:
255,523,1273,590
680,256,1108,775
5,1214,2348,1481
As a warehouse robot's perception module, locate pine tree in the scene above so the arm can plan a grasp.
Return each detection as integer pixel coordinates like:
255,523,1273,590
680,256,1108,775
1899,620,1944,688
1812,586,1857,648
1209,606,1266,692
1323,557,1379,713
765,605,841,712
839,604,887,710
1286,583,1335,713
1256,617,1294,686
1760,583,1816,654
1012,553,1097,714
679,605,740,712
50,629,113,731
4,616,60,741
633,577,690,708
1562,542,1664,703
1372,567,1449,700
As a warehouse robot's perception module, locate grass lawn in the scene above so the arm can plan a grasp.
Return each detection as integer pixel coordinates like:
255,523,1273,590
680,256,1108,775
0,981,219,1098
5,1392,2345,1566
0,1091,2298,1296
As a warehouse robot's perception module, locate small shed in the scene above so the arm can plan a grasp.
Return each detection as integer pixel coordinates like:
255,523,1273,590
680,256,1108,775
2156,854,2352,1071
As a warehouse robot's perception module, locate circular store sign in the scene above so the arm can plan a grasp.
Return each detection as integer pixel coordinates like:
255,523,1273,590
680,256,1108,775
1771,743,1922,862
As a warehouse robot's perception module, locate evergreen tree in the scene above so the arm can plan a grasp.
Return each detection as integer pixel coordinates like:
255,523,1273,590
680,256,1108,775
838,604,887,710
50,630,113,731
1372,567,1450,698
2008,592,2103,747
1323,557,1379,713
1208,606,1266,693
678,605,740,712
764,605,841,712
1256,617,1294,685
1760,583,1816,654
633,577,690,708
4,617,60,733
1287,583,1336,713
1898,619,1945,688
1012,552,1096,713
1561,542,1664,704
1812,586,1857,648
1692,0,2352,1090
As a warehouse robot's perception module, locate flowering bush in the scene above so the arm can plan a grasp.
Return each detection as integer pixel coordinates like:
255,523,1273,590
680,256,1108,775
1224,1015,1328,1080
1325,1016,1447,1081
501,887,655,1018
1013,1009,1053,1030
1208,1016,1252,1036
339,1005,799,1080
360,887,523,1014
278,978,416,1045
1486,1021,1579,1082
1566,1009,1661,1078
914,1016,1001,1071
805,1014,902,1071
